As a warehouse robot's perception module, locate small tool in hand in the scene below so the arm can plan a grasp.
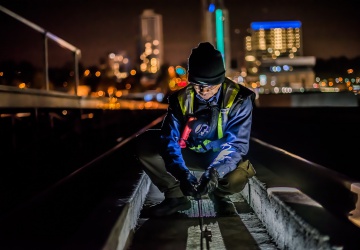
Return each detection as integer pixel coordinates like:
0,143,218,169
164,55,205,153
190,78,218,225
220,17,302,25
193,189,212,249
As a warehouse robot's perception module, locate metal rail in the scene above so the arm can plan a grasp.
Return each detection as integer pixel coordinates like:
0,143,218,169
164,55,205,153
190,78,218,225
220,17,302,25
0,5,81,95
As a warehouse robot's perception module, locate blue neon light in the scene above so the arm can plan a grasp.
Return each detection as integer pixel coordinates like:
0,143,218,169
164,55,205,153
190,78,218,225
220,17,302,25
251,21,302,30
208,3,215,13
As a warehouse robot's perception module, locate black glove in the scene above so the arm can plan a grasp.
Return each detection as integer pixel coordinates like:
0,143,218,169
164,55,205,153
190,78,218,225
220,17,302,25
196,168,219,196
178,171,198,196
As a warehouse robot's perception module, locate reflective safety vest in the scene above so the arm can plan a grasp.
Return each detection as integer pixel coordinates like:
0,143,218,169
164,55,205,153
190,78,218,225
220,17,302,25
177,79,240,152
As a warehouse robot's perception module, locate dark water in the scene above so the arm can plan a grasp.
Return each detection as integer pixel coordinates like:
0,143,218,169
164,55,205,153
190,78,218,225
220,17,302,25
251,106,360,181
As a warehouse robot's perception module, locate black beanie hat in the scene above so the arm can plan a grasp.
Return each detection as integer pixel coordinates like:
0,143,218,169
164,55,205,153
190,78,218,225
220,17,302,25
187,42,226,85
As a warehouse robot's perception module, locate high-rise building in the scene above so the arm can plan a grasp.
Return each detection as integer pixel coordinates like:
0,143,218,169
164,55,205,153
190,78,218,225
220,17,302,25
139,9,163,77
245,20,316,93
201,0,231,70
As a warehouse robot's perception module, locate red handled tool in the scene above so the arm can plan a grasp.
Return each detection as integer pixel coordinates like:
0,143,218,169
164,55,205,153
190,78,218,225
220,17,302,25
178,117,196,148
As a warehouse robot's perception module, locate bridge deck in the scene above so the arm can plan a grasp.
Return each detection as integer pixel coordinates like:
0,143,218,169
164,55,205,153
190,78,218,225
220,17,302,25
1,106,360,249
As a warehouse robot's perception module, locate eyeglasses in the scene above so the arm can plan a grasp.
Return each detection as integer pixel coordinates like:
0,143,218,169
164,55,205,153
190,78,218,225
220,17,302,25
190,82,220,91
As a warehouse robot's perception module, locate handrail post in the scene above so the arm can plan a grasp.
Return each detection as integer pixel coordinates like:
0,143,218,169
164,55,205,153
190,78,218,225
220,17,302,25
44,32,50,91
74,49,81,96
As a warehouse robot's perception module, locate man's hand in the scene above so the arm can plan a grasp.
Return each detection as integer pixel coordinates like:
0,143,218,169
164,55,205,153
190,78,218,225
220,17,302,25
179,171,198,196
196,168,219,196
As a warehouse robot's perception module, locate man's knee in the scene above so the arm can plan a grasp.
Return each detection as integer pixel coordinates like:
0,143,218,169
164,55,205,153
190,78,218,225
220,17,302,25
217,160,256,194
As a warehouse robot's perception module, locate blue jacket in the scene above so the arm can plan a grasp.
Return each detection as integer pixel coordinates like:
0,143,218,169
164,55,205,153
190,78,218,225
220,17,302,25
160,78,255,178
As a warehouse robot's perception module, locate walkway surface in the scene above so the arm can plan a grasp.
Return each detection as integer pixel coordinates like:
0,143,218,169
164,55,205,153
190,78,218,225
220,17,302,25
127,182,279,250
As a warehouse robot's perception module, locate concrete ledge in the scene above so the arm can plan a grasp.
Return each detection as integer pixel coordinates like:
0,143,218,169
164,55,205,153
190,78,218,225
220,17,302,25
241,176,337,249
239,162,360,250
246,137,360,249
103,173,151,250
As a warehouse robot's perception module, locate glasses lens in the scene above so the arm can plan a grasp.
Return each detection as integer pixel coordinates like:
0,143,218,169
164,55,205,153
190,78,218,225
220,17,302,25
191,83,210,89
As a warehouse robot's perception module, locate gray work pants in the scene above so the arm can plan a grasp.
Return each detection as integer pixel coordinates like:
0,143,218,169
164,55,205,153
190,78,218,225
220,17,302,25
135,129,253,198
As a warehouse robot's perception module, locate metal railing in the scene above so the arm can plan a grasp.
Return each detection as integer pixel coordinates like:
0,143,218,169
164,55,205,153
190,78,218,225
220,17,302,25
0,5,81,96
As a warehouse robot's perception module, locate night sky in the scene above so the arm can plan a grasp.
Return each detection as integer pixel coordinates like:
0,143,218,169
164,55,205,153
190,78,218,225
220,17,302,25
1,0,359,68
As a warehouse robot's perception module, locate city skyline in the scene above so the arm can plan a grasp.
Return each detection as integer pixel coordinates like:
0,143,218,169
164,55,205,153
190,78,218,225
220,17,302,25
1,0,360,68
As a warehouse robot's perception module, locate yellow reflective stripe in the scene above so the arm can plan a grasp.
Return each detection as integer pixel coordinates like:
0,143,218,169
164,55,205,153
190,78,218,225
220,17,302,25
218,112,223,138
178,93,186,115
217,82,239,139
189,145,202,151
217,83,226,139
189,89,194,114
226,84,239,109
178,86,195,116
189,139,212,151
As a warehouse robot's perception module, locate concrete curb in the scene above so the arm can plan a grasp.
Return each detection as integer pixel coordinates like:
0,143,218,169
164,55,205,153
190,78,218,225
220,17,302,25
241,177,339,250
103,173,151,250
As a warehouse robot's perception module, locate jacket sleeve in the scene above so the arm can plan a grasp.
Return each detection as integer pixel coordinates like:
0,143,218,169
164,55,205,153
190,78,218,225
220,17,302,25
208,94,254,178
159,94,189,177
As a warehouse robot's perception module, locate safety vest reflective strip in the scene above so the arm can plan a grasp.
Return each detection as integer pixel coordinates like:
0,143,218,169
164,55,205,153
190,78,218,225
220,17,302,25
178,86,194,116
218,83,239,138
178,81,240,140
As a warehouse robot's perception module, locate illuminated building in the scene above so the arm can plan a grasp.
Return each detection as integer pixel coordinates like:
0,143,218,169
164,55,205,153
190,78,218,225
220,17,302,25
139,9,163,77
245,20,316,93
107,51,129,82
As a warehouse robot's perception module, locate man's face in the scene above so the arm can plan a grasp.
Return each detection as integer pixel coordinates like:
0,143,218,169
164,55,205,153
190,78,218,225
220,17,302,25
191,83,222,100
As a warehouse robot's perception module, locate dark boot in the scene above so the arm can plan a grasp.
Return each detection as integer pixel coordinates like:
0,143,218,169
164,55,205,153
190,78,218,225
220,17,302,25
147,197,191,217
208,192,237,216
